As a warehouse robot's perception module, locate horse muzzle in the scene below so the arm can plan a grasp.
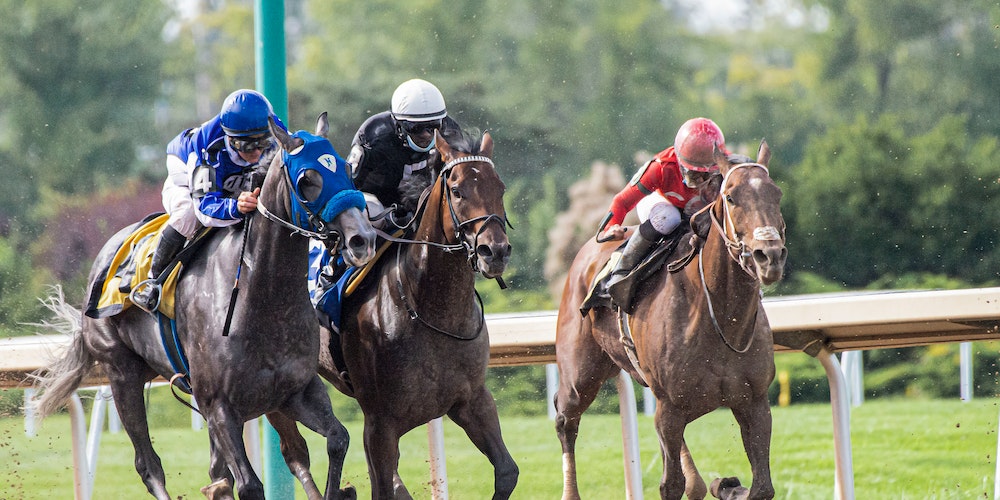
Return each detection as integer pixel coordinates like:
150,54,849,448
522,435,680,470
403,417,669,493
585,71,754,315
753,245,787,285
476,241,511,279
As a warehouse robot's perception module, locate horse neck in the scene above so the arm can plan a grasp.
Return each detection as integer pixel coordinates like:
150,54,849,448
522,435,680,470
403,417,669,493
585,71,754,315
247,187,309,288
699,208,761,327
403,184,476,299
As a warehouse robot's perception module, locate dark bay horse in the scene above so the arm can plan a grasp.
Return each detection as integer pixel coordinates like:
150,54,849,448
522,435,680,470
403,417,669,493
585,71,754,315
554,141,785,500
31,114,377,500
269,128,519,499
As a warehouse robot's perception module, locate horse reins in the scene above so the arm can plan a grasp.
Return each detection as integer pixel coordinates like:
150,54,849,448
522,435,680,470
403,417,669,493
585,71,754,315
388,154,509,340
698,162,773,353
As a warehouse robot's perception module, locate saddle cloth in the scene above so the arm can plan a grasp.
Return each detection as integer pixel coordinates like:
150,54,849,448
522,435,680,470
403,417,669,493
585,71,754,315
308,230,402,331
85,214,182,319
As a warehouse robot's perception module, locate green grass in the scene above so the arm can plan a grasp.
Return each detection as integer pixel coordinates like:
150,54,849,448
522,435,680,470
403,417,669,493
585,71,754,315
1,396,997,499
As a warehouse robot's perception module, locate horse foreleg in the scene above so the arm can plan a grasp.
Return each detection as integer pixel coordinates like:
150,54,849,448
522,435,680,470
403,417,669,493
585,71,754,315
731,397,775,500
277,376,356,500
680,439,708,500
204,435,235,499
553,322,619,500
654,405,689,500
265,411,323,500
447,387,519,499
362,416,407,500
104,357,172,500
202,404,264,500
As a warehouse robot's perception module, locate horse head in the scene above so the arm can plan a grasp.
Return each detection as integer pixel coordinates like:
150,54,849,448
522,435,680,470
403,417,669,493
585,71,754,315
711,140,786,284
262,113,377,267
432,129,511,279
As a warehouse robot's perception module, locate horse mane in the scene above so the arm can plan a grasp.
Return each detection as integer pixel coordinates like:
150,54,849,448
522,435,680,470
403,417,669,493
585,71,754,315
396,121,484,214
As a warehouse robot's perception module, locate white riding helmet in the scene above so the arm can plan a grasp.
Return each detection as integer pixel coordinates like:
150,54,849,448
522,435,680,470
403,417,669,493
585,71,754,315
391,79,447,122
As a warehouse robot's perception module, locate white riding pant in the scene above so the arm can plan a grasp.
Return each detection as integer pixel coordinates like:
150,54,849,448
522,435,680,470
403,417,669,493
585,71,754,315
161,155,201,238
635,192,682,235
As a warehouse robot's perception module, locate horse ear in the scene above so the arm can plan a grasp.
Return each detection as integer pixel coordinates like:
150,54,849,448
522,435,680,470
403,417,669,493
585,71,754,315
435,130,453,160
756,139,771,167
713,144,730,176
270,117,302,152
315,112,330,138
479,131,494,157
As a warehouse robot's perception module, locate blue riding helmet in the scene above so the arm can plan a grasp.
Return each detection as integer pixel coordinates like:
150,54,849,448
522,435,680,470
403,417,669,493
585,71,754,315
220,89,274,137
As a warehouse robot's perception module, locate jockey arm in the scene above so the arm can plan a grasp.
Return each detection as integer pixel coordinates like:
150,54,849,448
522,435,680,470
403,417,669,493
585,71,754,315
598,159,665,239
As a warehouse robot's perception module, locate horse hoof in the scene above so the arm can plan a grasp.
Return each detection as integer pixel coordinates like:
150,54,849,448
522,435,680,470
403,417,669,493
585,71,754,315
710,477,749,500
338,483,358,500
200,479,235,500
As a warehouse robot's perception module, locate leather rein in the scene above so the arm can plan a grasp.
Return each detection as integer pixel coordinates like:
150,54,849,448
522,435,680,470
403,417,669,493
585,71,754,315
698,162,772,353
390,154,510,340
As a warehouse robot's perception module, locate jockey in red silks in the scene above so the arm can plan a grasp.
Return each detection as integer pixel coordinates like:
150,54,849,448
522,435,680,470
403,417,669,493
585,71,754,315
597,117,729,287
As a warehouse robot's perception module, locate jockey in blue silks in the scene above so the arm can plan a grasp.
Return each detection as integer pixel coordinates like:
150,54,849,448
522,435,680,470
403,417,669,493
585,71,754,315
132,89,287,312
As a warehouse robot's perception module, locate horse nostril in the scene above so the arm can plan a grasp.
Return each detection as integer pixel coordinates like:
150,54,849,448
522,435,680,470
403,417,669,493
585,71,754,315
477,244,494,260
348,234,368,253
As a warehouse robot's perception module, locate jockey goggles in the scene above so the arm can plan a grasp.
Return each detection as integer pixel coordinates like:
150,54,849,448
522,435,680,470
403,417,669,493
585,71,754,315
680,164,715,188
399,119,442,136
229,135,273,153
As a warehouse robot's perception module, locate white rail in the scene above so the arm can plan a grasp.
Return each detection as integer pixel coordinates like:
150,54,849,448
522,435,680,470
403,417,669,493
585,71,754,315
5,287,1000,499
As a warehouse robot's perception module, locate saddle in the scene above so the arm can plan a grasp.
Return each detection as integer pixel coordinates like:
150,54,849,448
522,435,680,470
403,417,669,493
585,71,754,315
85,214,212,319
580,225,698,316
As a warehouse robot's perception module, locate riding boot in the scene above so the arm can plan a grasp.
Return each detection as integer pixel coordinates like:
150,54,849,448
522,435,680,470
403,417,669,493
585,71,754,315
131,225,186,313
606,222,660,311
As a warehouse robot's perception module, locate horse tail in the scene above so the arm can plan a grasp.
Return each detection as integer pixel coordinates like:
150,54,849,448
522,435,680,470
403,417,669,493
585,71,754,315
29,285,95,419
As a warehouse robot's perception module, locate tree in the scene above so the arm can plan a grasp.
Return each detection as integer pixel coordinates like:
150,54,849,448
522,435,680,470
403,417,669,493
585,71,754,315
0,0,171,230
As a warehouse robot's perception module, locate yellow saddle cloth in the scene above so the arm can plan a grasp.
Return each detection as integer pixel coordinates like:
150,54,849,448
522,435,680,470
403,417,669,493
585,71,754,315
85,214,182,319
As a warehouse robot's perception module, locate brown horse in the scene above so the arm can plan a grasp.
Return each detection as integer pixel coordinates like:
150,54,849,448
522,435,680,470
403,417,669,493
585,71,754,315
269,127,518,499
554,141,785,500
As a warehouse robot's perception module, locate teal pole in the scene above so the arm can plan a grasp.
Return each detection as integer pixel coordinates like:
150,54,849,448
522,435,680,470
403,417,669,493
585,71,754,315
254,0,295,498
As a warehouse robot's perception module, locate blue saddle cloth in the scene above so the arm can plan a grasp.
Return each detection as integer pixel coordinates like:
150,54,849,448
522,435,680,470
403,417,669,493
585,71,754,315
307,241,359,331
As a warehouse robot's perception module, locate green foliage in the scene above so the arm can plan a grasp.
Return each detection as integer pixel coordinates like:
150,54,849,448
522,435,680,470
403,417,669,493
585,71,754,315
0,237,53,333
787,114,1000,287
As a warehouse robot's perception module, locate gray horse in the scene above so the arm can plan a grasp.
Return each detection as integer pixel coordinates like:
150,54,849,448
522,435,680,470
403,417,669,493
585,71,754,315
31,114,376,500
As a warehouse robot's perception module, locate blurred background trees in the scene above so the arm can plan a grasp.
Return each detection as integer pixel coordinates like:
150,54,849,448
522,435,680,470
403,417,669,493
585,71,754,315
0,0,999,394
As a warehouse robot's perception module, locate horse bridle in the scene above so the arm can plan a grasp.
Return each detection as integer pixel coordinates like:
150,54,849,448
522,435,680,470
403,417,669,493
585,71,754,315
255,160,347,249
390,154,509,341
439,155,510,272
698,161,780,353
706,162,779,278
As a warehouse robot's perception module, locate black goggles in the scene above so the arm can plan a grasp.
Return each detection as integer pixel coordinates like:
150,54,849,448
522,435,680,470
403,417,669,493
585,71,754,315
400,120,442,136
230,135,272,153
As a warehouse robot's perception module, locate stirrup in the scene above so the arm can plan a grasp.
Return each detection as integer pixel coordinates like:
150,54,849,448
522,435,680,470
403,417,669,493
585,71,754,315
129,278,162,314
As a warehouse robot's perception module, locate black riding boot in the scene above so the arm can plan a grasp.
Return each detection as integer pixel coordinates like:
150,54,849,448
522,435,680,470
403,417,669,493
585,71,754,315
131,225,186,313
608,223,659,283
606,221,661,311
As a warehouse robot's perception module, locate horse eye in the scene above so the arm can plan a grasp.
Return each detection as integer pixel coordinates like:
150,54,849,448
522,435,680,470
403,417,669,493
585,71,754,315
725,194,736,205
298,170,324,202
450,186,462,199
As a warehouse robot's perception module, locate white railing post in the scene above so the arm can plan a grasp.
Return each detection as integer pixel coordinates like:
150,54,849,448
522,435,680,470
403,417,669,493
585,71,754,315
23,388,36,438
617,370,643,500
546,363,559,420
428,417,449,499
960,342,973,401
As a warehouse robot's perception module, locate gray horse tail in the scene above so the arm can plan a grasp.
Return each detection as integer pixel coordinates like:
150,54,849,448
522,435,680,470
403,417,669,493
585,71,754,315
29,285,95,419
